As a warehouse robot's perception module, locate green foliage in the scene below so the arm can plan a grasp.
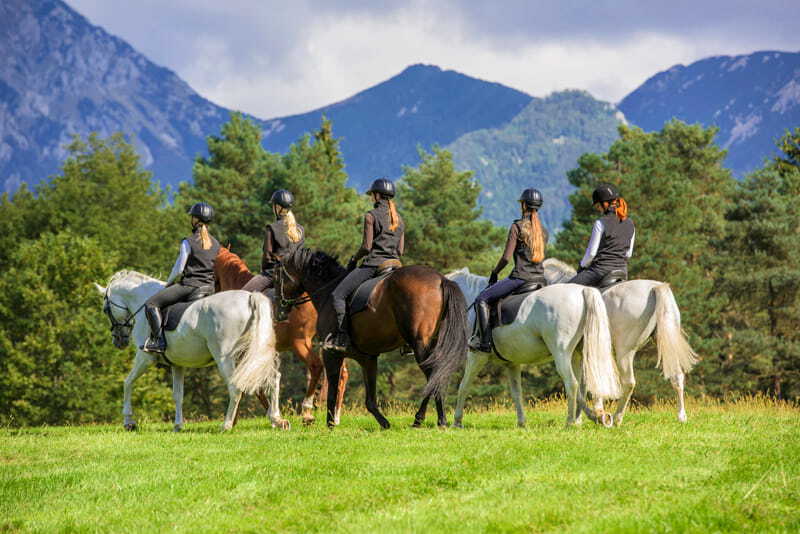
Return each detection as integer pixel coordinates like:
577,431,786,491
2,402,799,532
398,146,504,272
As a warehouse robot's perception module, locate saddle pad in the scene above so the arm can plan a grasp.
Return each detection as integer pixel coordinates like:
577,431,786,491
349,271,392,316
163,301,195,332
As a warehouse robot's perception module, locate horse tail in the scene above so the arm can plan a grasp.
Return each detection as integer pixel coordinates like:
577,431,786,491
653,283,698,379
581,287,621,399
421,277,469,400
231,292,279,395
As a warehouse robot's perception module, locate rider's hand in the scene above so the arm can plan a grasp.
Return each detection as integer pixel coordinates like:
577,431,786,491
346,256,357,271
488,272,498,285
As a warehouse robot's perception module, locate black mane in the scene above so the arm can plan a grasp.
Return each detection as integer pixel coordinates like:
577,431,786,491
288,247,346,285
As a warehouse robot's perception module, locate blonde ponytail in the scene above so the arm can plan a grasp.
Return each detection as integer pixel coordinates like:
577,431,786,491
520,210,545,263
387,199,401,231
276,206,302,243
198,223,212,250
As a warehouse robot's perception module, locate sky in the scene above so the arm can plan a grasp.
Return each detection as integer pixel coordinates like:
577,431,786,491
68,0,800,119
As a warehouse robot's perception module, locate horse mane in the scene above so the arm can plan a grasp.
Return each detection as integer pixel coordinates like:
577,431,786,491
445,267,488,303
288,247,346,285
108,270,160,287
215,247,255,290
543,258,576,284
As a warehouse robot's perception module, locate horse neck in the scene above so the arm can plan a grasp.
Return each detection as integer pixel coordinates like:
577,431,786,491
450,271,487,303
113,276,164,310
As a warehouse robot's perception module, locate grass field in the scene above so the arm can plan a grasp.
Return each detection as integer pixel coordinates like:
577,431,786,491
1,398,799,533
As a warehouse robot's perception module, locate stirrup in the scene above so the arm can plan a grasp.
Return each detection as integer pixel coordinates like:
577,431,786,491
322,332,349,353
141,336,166,354
468,335,491,353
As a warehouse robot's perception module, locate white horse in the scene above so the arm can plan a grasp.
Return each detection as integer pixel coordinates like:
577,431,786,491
96,270,287,431
447,268,621,427
544,259,698,424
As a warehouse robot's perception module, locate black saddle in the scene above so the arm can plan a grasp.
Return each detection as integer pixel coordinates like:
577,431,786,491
162,286,214,331
348,264,401,317
598,270,627,290
492,278,546,327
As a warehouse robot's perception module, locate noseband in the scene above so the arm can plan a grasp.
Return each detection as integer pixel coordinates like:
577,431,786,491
276,262,312,310
103,288,145,333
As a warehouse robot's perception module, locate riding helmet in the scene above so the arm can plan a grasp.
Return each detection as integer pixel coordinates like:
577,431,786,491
271,189,295,209
519,188,543,209
592,184,619,205
187,202,214,223
366,178,396,198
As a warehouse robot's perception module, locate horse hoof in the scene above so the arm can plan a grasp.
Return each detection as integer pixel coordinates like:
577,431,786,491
124,423,138,432
173,425,182,433
272,419,290,430
678,413,687,423
302,416,315,426
411,421,423,428
452,421,463,429
600,412,614,428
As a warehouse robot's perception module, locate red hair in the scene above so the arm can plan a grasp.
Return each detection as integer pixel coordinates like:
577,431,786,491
603,198,628,221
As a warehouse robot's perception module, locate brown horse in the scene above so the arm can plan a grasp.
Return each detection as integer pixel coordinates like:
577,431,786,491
276,248,468,428
214,247,348,425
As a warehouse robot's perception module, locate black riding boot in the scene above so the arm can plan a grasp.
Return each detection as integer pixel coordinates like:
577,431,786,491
469,300,493,353
143,306,166,354
328,310,351,353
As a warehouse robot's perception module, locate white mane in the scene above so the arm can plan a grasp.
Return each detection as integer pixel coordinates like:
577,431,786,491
445,267,488,304
107,270,164,296
543,258,577,284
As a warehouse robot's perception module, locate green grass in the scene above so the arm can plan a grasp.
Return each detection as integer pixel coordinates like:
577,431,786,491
1,398,799,533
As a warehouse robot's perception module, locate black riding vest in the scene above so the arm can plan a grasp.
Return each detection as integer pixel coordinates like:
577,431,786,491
362,200,404,268
181,228,220,287
265,218,304,270
509,220,548,282
592,211,635,271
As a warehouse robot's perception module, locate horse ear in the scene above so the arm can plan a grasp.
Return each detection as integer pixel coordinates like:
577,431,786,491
94,283,106,294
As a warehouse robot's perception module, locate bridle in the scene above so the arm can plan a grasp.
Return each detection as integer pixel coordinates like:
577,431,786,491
103,287,145,333
275,261,340,311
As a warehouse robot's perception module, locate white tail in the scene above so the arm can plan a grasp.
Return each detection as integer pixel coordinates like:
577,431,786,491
231,292,279,395
654,283,698,379
581,287,621,399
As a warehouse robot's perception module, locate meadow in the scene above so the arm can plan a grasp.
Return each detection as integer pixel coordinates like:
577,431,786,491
1,398,798,533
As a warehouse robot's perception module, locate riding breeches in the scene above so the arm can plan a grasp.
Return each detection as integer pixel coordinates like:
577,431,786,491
475,277,526,305
566,266,607,287
145,284,200,311
331,266,377,319
241,272,273,294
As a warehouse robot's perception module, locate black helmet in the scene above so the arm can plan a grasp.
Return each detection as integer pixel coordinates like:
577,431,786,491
592,184,619,205
366,178,395,198
187,202,214,223
271,189,294,209
519,188,543,209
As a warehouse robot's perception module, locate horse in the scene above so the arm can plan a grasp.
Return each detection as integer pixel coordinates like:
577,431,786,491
446,268,621,428
214,247,348,425
543,259,698,424
96,270,287,431
275,248,468,429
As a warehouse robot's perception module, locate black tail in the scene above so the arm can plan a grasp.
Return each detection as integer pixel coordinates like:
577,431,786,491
422,277,468,399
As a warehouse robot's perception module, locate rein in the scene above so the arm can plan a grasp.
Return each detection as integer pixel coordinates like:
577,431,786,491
103,287,145,331
276,261,340,310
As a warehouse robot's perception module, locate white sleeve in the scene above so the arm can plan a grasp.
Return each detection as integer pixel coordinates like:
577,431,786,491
626,228,635,258
580,220,604,268
165,240,190,284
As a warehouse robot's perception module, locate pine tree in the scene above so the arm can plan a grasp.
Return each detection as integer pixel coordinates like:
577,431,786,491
398,146,504,272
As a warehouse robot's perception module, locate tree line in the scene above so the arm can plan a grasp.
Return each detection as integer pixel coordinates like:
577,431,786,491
1,114,798,426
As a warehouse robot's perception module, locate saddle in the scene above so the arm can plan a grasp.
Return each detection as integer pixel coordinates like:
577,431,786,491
348,259,402,317
162,286,214,331
491,278,546,328
598,269,627,290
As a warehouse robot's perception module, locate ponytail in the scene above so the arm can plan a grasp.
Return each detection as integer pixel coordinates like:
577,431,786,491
387,198,401,232
277,207,302,243
520,209,545,263
198,223,212,250
615,197,628,221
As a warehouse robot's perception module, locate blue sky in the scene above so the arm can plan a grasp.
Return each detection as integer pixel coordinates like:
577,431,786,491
68,0,799,118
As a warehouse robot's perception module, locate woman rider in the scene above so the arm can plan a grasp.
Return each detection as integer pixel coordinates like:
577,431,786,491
567,184,635,286
242,189,304,294
328,178,405,352
143,202,220,354
469,188,547,353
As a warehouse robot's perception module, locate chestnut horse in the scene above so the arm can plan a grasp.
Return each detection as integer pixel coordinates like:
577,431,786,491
214,247,348,425
276,248,468,429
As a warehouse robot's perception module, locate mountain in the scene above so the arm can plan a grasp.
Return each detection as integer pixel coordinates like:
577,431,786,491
260,64,532,191
448,90,623,231
619,50,800,176
0,0,235,193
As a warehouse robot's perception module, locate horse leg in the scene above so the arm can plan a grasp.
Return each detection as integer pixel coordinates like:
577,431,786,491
209,344,244,431
335,361,349,426
267,367,289,430
323,350,345,428
612,350,637,426
294,340,321,425
670,372,687,423
358,355,390,429
574,349,610,426
412,391,431,428
171,366,185,432
553,350,580,427
122,350,154,430
504,362,526,428
453,351,489,428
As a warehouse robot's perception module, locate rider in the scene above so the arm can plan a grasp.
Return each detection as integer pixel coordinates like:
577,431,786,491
469,188,548,353
143,202,221,354
328,178,405,352
242,189,305,294
567,184,635,287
